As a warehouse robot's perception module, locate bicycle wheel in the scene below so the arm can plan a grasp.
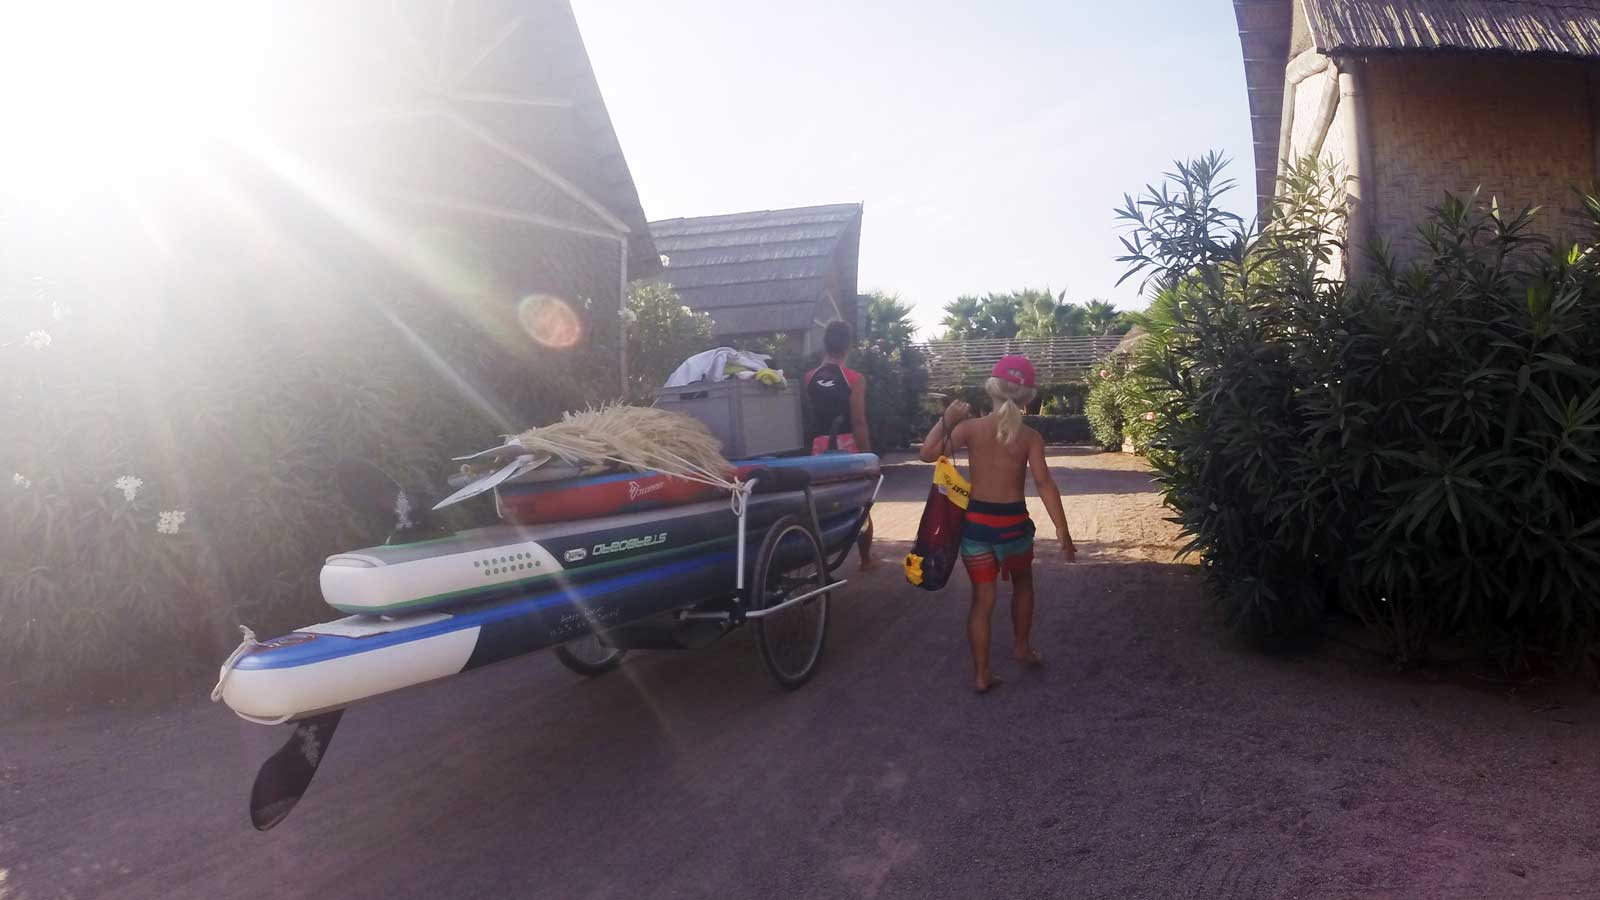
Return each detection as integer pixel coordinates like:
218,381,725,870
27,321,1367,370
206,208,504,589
751,514,831,689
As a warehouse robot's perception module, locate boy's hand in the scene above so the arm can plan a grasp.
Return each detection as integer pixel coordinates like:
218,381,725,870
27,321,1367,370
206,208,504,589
1059,534,1077,563
946,400,971,421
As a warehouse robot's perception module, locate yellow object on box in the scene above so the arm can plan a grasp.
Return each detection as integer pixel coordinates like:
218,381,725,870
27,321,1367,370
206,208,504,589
933,456,971,509
755,368,785,387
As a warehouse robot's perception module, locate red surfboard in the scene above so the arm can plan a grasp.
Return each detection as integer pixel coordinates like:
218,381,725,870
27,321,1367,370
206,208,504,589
494,454,879,526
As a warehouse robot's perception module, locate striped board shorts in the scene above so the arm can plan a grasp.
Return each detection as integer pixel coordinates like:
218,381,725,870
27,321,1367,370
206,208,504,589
960,499,1036,584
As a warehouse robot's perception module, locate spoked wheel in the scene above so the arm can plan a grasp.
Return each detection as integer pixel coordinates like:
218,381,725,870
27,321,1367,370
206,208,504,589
554,634,627,677
751,513,831,689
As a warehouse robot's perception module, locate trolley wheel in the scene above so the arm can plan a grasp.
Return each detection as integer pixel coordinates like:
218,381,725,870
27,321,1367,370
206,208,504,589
751,513,831,689
554,635,627,677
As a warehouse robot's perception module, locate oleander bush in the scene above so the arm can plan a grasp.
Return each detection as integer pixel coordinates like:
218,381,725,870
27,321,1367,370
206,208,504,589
1121,154,1600,669
1,237,605,692
1085,355,1162,453
1085,359,1127,451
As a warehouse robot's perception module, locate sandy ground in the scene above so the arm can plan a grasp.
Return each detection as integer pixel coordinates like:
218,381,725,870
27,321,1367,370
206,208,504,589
3,449,1600,899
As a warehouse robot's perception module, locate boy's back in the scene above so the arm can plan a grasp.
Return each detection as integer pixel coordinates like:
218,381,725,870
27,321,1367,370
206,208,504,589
915,354,1075,692
963,416,1038,504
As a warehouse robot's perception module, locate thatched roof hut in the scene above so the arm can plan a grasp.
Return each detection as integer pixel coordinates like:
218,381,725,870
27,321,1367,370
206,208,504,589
304,0,661,279
1234,0,1600,274
649,204,864,354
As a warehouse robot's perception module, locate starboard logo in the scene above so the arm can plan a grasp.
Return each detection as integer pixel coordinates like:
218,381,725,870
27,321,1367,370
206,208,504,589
564,548,588,563
628,479,665,502
592,532,668,556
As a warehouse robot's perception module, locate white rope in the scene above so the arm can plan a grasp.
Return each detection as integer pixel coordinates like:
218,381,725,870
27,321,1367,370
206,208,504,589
210,625,261,703
729,477,754,517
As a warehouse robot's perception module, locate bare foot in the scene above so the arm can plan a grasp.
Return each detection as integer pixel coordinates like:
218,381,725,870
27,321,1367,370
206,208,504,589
858,555,880,571
1014,648,1044,668
974,674,1004,694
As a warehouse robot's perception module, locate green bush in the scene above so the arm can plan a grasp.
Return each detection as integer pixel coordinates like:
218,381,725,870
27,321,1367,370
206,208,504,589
1041,381,1089,415
1086,353,1162,454
1120,153,1600,669
0,249,602,691
858,342,931,451
1085,361,1127,451
625,281,715,398
1021,415,1091,444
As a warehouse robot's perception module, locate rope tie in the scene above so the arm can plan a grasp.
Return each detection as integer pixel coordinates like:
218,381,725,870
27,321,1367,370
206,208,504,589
211,625,261,703
729,478,754,517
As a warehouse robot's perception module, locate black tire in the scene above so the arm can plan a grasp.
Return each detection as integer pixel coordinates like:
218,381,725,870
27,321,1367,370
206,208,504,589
554,635,627,677
752,514,831,689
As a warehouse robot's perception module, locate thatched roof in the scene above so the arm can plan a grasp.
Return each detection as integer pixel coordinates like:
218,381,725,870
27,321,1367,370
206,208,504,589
1113,326,1149,356
649,204,863,338
301,0,661,279
1234,0,1299,211
919,337,1125,388
1307,0,1600,56
1233,0,1600,211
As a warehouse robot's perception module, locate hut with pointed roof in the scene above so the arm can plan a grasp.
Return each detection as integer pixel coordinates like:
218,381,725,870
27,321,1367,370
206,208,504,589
649,203,864,355
1233,0,1600,276
285,0,662,390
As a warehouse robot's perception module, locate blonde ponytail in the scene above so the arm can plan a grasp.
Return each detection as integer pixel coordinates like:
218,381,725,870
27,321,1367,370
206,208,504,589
985,376,1036,445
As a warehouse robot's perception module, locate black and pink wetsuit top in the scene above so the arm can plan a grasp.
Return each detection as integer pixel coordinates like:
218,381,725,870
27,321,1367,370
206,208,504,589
804,361,863,453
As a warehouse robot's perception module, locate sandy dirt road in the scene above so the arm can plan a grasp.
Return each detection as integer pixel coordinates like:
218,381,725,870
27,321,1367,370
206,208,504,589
3,449,1598,900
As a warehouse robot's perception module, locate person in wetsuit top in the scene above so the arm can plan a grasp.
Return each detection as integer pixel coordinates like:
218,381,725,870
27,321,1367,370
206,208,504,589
804,320,876,568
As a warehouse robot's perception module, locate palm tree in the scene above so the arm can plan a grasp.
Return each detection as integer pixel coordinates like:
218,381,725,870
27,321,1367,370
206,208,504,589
1083,299,1122,335
974,292,1021,339
1015,289,1061,339
1056,301,1089,337
940,295,983,339
861,291,916,351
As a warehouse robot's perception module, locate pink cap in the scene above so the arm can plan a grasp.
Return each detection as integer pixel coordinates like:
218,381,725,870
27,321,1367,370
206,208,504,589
992,354,1036,387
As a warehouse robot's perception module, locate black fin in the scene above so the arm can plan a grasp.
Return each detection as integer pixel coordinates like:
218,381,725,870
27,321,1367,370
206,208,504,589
249,710,344,831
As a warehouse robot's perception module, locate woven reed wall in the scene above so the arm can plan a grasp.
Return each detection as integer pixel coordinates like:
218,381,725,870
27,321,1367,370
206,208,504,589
1366,56,1596,256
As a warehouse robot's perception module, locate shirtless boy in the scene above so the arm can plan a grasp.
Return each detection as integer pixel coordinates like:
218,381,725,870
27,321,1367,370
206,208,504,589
918,355,1075,693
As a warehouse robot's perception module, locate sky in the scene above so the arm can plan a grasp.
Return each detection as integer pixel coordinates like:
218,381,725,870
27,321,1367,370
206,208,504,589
572,0,1258,335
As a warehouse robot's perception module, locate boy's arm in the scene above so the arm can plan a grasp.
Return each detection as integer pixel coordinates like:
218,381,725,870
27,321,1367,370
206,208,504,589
917,401,970,462
1027,431,1075,561
849,374,871,453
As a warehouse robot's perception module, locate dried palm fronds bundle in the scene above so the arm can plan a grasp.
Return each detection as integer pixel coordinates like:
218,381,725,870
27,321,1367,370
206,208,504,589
513,404,733,486
434,404,735,511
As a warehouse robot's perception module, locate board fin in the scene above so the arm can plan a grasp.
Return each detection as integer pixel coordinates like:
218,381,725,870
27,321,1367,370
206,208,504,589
249,710,344,831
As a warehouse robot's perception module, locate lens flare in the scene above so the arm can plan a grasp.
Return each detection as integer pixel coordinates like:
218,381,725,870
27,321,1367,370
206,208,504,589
517,294,582,349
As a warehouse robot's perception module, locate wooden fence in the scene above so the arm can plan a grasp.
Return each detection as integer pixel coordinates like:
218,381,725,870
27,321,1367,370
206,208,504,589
915,336,1125,387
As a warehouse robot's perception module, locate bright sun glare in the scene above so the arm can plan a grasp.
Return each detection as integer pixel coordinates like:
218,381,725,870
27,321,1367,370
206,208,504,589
1,3,290,202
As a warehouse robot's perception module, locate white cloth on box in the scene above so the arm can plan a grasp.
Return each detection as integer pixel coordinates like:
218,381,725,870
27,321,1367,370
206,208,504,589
663,347,773,388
